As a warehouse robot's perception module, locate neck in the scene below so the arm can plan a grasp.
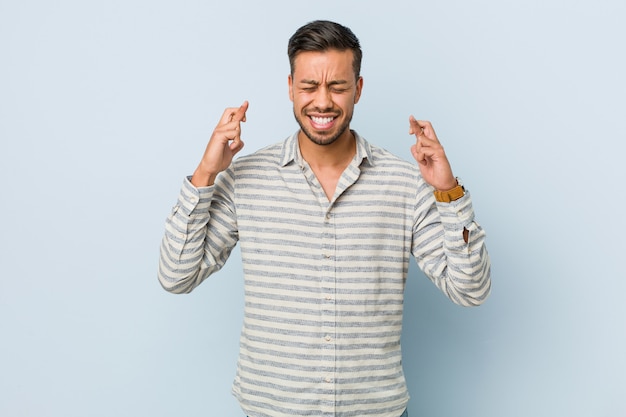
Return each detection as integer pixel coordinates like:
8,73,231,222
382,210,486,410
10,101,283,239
298,130,356,169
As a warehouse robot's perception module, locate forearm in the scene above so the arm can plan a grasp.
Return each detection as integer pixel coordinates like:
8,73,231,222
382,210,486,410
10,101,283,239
414,192,491,306
439,197,491,306
158,177,236,294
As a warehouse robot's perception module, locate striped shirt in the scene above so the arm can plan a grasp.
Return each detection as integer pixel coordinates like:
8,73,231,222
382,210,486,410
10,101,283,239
158,131,491,417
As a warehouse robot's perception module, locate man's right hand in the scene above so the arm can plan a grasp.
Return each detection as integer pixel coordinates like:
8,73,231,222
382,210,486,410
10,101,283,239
191,101,249,187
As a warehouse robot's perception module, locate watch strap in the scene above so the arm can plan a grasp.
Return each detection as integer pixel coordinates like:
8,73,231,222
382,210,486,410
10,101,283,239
433,181,465,203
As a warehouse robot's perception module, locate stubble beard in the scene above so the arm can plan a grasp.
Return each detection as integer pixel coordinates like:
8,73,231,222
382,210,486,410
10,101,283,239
293,108,353,146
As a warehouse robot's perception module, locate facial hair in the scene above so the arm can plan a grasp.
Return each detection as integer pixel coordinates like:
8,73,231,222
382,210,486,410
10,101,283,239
293,107,353,146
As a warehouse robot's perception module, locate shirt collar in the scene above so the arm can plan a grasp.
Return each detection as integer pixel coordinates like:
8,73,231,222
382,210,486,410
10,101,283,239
280,130,374,168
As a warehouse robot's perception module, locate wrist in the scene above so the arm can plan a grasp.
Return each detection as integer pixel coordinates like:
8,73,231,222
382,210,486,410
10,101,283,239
433,177,465,203
191,168,218,187
436,179,459,192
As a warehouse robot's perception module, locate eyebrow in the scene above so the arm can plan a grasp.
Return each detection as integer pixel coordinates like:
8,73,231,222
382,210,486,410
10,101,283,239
300,79,350,86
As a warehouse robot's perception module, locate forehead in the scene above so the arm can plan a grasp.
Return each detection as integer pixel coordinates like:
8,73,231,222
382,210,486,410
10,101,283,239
292,49,355,80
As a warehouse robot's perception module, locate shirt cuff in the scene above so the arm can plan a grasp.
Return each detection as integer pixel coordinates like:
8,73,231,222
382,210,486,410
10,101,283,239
176,176,215,216
435,190,475,232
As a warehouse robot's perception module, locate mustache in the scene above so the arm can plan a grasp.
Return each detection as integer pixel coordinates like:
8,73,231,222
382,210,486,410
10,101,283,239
305,108,340,116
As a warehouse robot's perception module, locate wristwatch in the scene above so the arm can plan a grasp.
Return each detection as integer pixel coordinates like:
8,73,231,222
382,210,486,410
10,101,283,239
433,178,465,203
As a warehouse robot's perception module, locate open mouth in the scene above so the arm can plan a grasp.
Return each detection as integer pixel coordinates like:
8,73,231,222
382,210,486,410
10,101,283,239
309,115,336,130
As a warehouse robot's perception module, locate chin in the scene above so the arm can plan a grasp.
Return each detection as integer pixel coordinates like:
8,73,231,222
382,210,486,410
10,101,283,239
302,127,345,146
294,108,352,146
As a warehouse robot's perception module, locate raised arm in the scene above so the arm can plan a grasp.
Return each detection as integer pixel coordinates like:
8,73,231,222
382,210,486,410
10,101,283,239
408,116,491,306
157,102,248,293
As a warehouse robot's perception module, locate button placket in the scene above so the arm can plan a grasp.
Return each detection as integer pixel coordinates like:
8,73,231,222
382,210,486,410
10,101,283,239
320,207,336,412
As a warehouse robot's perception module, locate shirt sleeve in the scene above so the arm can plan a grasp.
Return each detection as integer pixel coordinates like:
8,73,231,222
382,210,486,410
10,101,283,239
411,183,491,306
158,171,239,294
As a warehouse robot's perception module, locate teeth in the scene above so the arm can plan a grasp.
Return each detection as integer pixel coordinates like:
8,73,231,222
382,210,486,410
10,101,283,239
311,116,334,125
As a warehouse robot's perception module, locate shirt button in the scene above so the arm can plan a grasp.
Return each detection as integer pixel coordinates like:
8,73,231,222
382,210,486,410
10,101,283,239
325,335,331,342
325,377,332,383
325,295,332,300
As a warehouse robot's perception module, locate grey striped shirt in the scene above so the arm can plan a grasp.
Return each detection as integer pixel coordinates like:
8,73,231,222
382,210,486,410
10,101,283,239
158,131,491,417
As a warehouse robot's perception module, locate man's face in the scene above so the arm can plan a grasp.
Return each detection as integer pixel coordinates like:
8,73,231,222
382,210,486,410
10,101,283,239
288,49,363,146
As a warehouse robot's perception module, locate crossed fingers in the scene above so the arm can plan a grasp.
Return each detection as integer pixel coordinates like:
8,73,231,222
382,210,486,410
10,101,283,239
218,101,248,151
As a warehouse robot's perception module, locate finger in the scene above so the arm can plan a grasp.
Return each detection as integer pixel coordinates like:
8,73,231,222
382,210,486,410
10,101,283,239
226,124,242,145
414,119,438,142
219,101,249,125
220,107,242,125
411,144,428,166
409,116,439,141
227,101,249,124
408,115,424,137
229,138,245,154
414,134,443,156
413,134,439,149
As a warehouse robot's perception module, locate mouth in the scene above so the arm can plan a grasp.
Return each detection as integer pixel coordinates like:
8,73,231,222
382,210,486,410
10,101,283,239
308,115,336,130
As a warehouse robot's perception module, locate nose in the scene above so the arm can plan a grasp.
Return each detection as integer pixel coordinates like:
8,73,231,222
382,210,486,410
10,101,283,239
312,86,333,111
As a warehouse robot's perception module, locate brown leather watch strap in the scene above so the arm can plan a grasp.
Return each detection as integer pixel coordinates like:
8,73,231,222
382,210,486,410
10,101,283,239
433,184,465,203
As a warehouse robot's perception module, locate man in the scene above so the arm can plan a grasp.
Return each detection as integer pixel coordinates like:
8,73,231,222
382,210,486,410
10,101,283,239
159,20,490,417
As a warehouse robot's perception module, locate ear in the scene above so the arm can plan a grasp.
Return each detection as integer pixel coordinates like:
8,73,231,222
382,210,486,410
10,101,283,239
288,74,294,102
354,76,363,104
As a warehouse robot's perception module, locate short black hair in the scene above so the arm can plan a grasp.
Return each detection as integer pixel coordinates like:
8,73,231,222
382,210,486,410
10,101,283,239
287,20,362,80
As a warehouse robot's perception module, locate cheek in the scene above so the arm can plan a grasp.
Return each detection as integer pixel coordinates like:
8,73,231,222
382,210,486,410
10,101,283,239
295,93,313,108
340,95,356,109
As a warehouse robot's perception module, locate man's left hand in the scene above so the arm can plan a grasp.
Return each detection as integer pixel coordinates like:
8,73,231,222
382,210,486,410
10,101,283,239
409,116,458,191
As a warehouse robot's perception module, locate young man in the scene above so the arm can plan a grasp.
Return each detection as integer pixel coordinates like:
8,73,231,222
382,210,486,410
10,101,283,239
159,20,490,417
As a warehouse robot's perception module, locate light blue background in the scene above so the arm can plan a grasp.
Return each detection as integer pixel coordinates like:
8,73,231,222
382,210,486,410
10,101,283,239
1,0,624,416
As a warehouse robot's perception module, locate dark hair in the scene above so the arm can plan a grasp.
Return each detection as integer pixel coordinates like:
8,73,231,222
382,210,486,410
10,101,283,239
288,20,362,80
